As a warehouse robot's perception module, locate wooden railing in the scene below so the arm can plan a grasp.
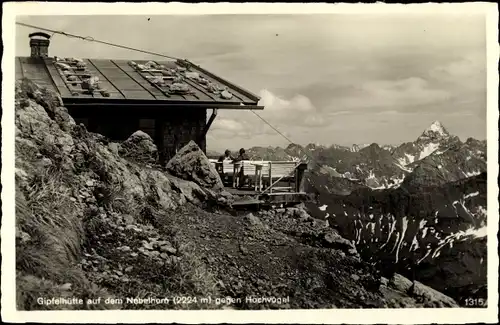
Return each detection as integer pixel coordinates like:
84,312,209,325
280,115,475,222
210,159,307,193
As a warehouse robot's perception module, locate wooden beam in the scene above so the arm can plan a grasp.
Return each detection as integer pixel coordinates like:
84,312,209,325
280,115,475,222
202,108,217,138
64,101,265,110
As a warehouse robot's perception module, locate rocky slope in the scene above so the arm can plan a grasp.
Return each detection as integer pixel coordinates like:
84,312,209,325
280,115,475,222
404,139,486,188
305,173,488,306
14,79,460,310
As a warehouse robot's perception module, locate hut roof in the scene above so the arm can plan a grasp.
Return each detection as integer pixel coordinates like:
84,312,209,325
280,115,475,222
15,56,263,109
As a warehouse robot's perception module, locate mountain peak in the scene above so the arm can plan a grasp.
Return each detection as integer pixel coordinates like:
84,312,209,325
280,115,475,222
419,121,450,139
425,121,448,135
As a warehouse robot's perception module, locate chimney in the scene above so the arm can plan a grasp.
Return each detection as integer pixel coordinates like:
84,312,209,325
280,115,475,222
29,32,51,58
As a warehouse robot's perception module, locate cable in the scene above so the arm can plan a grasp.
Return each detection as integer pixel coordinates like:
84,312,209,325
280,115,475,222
16,22,182,61
250,110,296,145
249,110,323,168
18,21,322,169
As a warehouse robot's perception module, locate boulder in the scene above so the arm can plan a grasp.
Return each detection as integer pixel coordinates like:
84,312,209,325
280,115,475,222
285,207,310,220
166,141,224,191
120,131,158,164
323,230,358,256
243,213,267,229
217,190,235,206
388,273,458,307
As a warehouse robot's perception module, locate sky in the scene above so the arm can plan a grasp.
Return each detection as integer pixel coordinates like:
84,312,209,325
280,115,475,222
15,14,487,152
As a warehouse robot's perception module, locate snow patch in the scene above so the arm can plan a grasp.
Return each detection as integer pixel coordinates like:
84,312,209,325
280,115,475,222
419,142,440,160
380,214,396,249
410,234,420,252
463,170,482,178
418,219,427,230
367,170,376,180
422,227,428,238
319,204,328,211
417,248,433,264
395,217,408,263
430,224,487,259
462,225,487,238
391,232,400,253
355,220,364,244
405,153,415,164
369,222,375,234
464,191,479,199
395,162,413,173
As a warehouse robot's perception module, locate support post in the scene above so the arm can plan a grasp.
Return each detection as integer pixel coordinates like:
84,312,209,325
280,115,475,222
268,162,272,194
295,162,308,193
201,108,218,139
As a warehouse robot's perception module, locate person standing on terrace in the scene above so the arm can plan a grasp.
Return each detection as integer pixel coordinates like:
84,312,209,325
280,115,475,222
232,148,250,188
218,149,234,162
233,148,249,162
216,149,233,176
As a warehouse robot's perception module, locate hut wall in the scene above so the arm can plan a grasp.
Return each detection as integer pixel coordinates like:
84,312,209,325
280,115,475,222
160,108,207,163
70,107,208,164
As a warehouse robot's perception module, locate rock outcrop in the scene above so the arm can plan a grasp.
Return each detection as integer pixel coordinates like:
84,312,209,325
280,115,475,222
119,130,158,164
257,206,359,257
166,140,224,191
385,273,458,307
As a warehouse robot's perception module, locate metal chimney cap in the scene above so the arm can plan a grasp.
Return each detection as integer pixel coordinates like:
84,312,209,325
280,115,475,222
28,32,51,39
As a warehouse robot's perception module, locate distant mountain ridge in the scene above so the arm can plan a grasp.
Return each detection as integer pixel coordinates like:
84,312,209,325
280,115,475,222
208,121,486,191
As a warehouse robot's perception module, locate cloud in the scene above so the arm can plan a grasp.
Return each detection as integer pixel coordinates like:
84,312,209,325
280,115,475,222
362,77,451,105
210,114,276,140
428,55,486,93
208,90,329,149
258,89,315,114
330,77,452,113
256,89,328,127
207,85,336,140
211,118,244,132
